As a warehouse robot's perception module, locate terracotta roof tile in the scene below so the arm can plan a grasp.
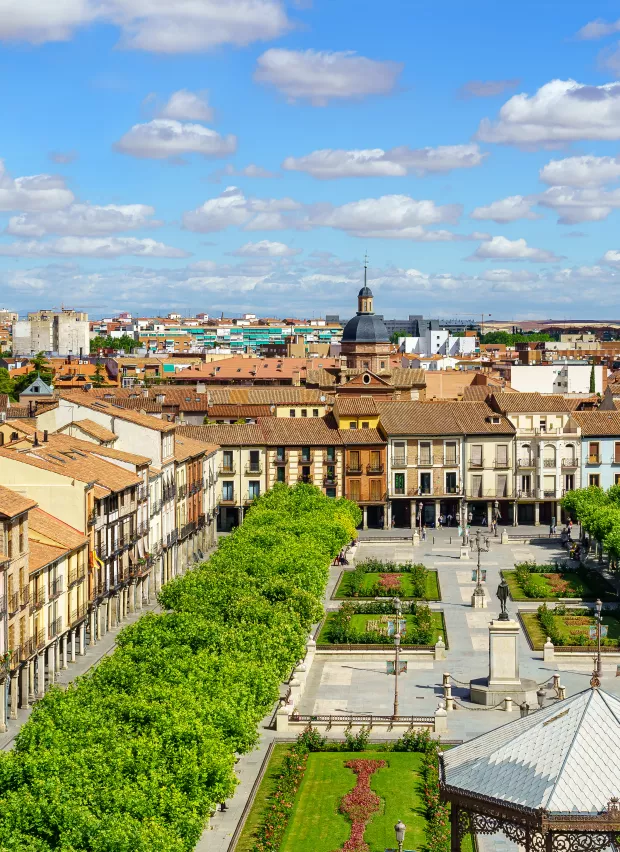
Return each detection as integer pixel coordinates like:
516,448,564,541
339,428,385,445
28,507,87,551
491,392,574,413
571,411,620,436
0,484,37,519
59,392,175,432
335,398,378,416
173,433,218,461
177,423,265,447
257,416,342,446
207,404,272,418
70,419,118,443
376,401,515,435
29,540,67,573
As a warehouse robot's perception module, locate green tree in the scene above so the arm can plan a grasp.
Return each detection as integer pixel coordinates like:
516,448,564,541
390,329,409,344
90,334,137,354
31,351,49,372
0,368,12,398
92,361,106,387
589,364,596,393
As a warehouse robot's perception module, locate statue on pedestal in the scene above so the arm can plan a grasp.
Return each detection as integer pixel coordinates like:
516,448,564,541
496,578,510,621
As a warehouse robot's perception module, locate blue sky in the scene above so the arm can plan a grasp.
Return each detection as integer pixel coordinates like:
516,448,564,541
3,0,620,320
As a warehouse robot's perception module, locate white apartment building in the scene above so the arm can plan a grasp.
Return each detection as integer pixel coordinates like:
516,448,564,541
14,310,90,357
398,329,477,358
510,364,605,395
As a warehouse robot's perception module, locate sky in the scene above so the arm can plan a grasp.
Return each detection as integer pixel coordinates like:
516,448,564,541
5,1,620,321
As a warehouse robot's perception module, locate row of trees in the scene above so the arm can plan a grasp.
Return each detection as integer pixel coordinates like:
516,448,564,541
90,334,137,353
562,485,620,567
0,484,360,851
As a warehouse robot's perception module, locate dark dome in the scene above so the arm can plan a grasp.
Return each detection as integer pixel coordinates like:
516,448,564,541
341,313,389,343
358,285,373,298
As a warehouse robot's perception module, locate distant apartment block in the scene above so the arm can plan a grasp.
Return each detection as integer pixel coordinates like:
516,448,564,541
14,310,90,357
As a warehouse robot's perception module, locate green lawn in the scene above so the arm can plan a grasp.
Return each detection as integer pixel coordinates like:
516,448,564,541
334,571,441,601
521,611,620,650
240,748,473,852
236,743,290,852
504,569,615,602
316,611,446,646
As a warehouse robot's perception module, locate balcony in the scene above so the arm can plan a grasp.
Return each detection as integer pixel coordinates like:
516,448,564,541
346,464,363,474
323,475,337,486
69,566,86,587
166,529,178,548
562,458,578,468
543,458,557,467
87,510,98,527
179,520,197,539
517,489,536,499
137,521,149,537
245,463,263,475
493,459,510,469
366,464,385,474
391,456,407,468
36,628,46,650
8,591,19,616
190,481,201,494
444,457,459,467
542,490,557,498
20,585,29,608
244,493,260,505
71,603,87,625
137,484,147,502
417,457,433,467
0,595,6,616
49,577,63,599
218,464,236,475
588,456,601,465
220,494,236,505
150,499,162,517
468,460,484,468
323,453,337,464
517,458,535,468
297,475,312,484
177,484,187,499
30,587,45,611
273,454,287,466
96,542,108,560
48,617,62,640
197,513,206,529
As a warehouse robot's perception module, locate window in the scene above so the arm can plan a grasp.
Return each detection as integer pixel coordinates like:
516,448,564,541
7,524,13,559
361,421,369,429
615,442,620,464
248,481,260,499
444,442,457,465
326,487,336,498
394,473,405,495
363,373,371,384
471,445,483,467
370,479,382,501
615,474,620,485
300,465,311,483
420,472,431,494
301,447,311,462
589,442,600,464
290,409,296,417
543,475,555,496
445,472,457,494
276,466,285,483
565,474,575,491
539,418,547,433
471,475,483,497
369,450,381,472
348,480,361,501
301,409,307,417
326,446,336,462
222,481,234,501
589,474,600,487
496,474,508,497
349,421,358,429
313,409,319,417
393,441,406,466
380,361,386,370
248,450,260,472
18,519,24,554
349,450,361,471
325,465,336,483
419,441,431,465
496,444,508,467
276,446,285,462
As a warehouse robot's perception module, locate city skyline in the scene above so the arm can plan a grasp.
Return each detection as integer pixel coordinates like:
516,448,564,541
3,1,620,317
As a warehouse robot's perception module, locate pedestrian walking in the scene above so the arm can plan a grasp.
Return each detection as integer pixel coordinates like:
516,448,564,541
422,525,427,541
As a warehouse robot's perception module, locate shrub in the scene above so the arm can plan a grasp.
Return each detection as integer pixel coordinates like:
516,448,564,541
343,726,370,752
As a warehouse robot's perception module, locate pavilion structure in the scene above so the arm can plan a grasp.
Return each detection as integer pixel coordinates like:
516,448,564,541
441,686,620,852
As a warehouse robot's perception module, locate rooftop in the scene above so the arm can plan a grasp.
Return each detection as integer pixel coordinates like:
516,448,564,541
0,484,37,519
376,401,515,435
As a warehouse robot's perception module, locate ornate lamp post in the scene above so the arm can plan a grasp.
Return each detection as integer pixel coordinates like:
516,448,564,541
461,499,469,545
394,820,406,852
594,597,603,681
393,596,402,719
470,529,490,607
494,499,499,534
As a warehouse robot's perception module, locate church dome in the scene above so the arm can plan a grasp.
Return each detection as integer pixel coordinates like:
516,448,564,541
358,285,373,298
341,313,389,344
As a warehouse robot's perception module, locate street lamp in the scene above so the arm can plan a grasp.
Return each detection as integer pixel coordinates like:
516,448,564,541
461,499,469,545
471,529,490,606
393,597,402,719
595,598,603,679
395,820,406,852
493,499,499,534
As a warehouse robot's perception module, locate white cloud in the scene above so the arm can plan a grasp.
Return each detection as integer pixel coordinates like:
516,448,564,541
538,186,620,223
602,249,620,265
210,163,278,182
254,49,403,106
458,79,520,98
115,119,236,160
477,79,620,147
576,18,620,39
599,44,620,76
48,150,79,164
0,0,291,53
0,236,188,258
158,89,213,121
7,203,161,237
230,240,301,257
282,143,485,178
539,154,620,187
471,195,540,223
0,160,74,211
182,186,301,232
313,194,462,238
470,235,560,262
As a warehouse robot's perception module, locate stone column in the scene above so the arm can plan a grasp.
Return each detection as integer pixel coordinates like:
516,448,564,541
487,501,493,526
9,673,17,720
513,501,519,526
534,501,540,526
128,582,135,614
107,596,114,629
435,500,441,528
362,506,368,530
61,634,68,670
70,629,76,663
410,500,416,529
0,679,7,732
47,643,55,685
383,502,390,529
89,608,97,647
136,580,143,610
54,640,60,676
98,604,106,639
19,664,29,709
28,661,35,701
79,622,86,656
36,653,45,698
555,501,561,526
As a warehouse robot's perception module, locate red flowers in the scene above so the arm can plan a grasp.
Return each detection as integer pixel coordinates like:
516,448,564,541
333,759,386,852
378,574,401,592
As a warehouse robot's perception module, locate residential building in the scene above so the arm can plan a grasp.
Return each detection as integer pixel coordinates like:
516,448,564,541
570,411,620,491
173,433,218,570
489,393,580,525
398,328,477,358
378,402,515,528
332,397,381,430
510,364,605,395
13,310,90,357
341,430,387,529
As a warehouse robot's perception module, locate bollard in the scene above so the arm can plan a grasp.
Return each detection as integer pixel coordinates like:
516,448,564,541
552,673,561,693
558,685,566,700
435,701,448,734
444,682,455,712
443,672,450,687
504,696,513,712
543,637,555,663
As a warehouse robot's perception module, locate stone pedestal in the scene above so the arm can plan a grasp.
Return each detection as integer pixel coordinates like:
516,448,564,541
412,531,420,547
460,546,469,560
471,587,487,608
470,619,537,706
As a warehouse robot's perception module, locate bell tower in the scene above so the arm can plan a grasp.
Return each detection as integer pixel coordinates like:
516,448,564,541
358,254,373,314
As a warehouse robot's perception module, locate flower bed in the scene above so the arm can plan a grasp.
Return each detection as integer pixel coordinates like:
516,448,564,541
335,759,386,852
503,561,616,602
316,601,446,647
334,560,441,601
520,604,620,650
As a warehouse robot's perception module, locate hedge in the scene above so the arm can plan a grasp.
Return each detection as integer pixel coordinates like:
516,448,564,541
0,484,361,851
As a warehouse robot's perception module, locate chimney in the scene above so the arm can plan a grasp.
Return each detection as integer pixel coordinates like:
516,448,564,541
33,433,39,447
179,411,185,422
142,388,149,398
43,429,48,442
292,369,301,387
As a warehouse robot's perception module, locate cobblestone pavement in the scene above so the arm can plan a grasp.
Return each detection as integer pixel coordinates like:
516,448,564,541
205,529,612,852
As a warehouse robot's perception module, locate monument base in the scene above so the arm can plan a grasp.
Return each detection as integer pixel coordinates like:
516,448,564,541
471,588,487,608
460,546,469,559
469,676,538,707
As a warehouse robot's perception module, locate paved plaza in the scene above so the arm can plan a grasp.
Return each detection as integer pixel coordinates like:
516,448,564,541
207,528,618,852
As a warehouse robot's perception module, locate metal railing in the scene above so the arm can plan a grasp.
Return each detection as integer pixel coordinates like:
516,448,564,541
323,476,337,486
48,617,62,640
177,484,187,499
346,464,362,474
273,454,287,465
96,542,107,560
69,565,86,586
391,457,407,468
417,457,433,467
366,464,384,474
8,591,19,616
88,510,98,526
562,458,578,468
543,458,557,467
218,464,236,475
0,596,6,616
494,459,510,468
49,577,63,599
468,460,484,468
197,513,206,529
137,484,147,502
166,529,178,548
20,585,29,608
71,602,87,624
299,453,313,464
219,494,236,504
244,463,262,475
179,521,197,539
30,587,45,610
588,456,601,465
517,458,535,467
150,499,162,516
36,628,46,649
297,475,312,484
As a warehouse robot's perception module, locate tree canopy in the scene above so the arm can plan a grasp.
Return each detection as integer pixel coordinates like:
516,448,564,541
480,331,552,345
0,484,360,850
90,334,137,353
